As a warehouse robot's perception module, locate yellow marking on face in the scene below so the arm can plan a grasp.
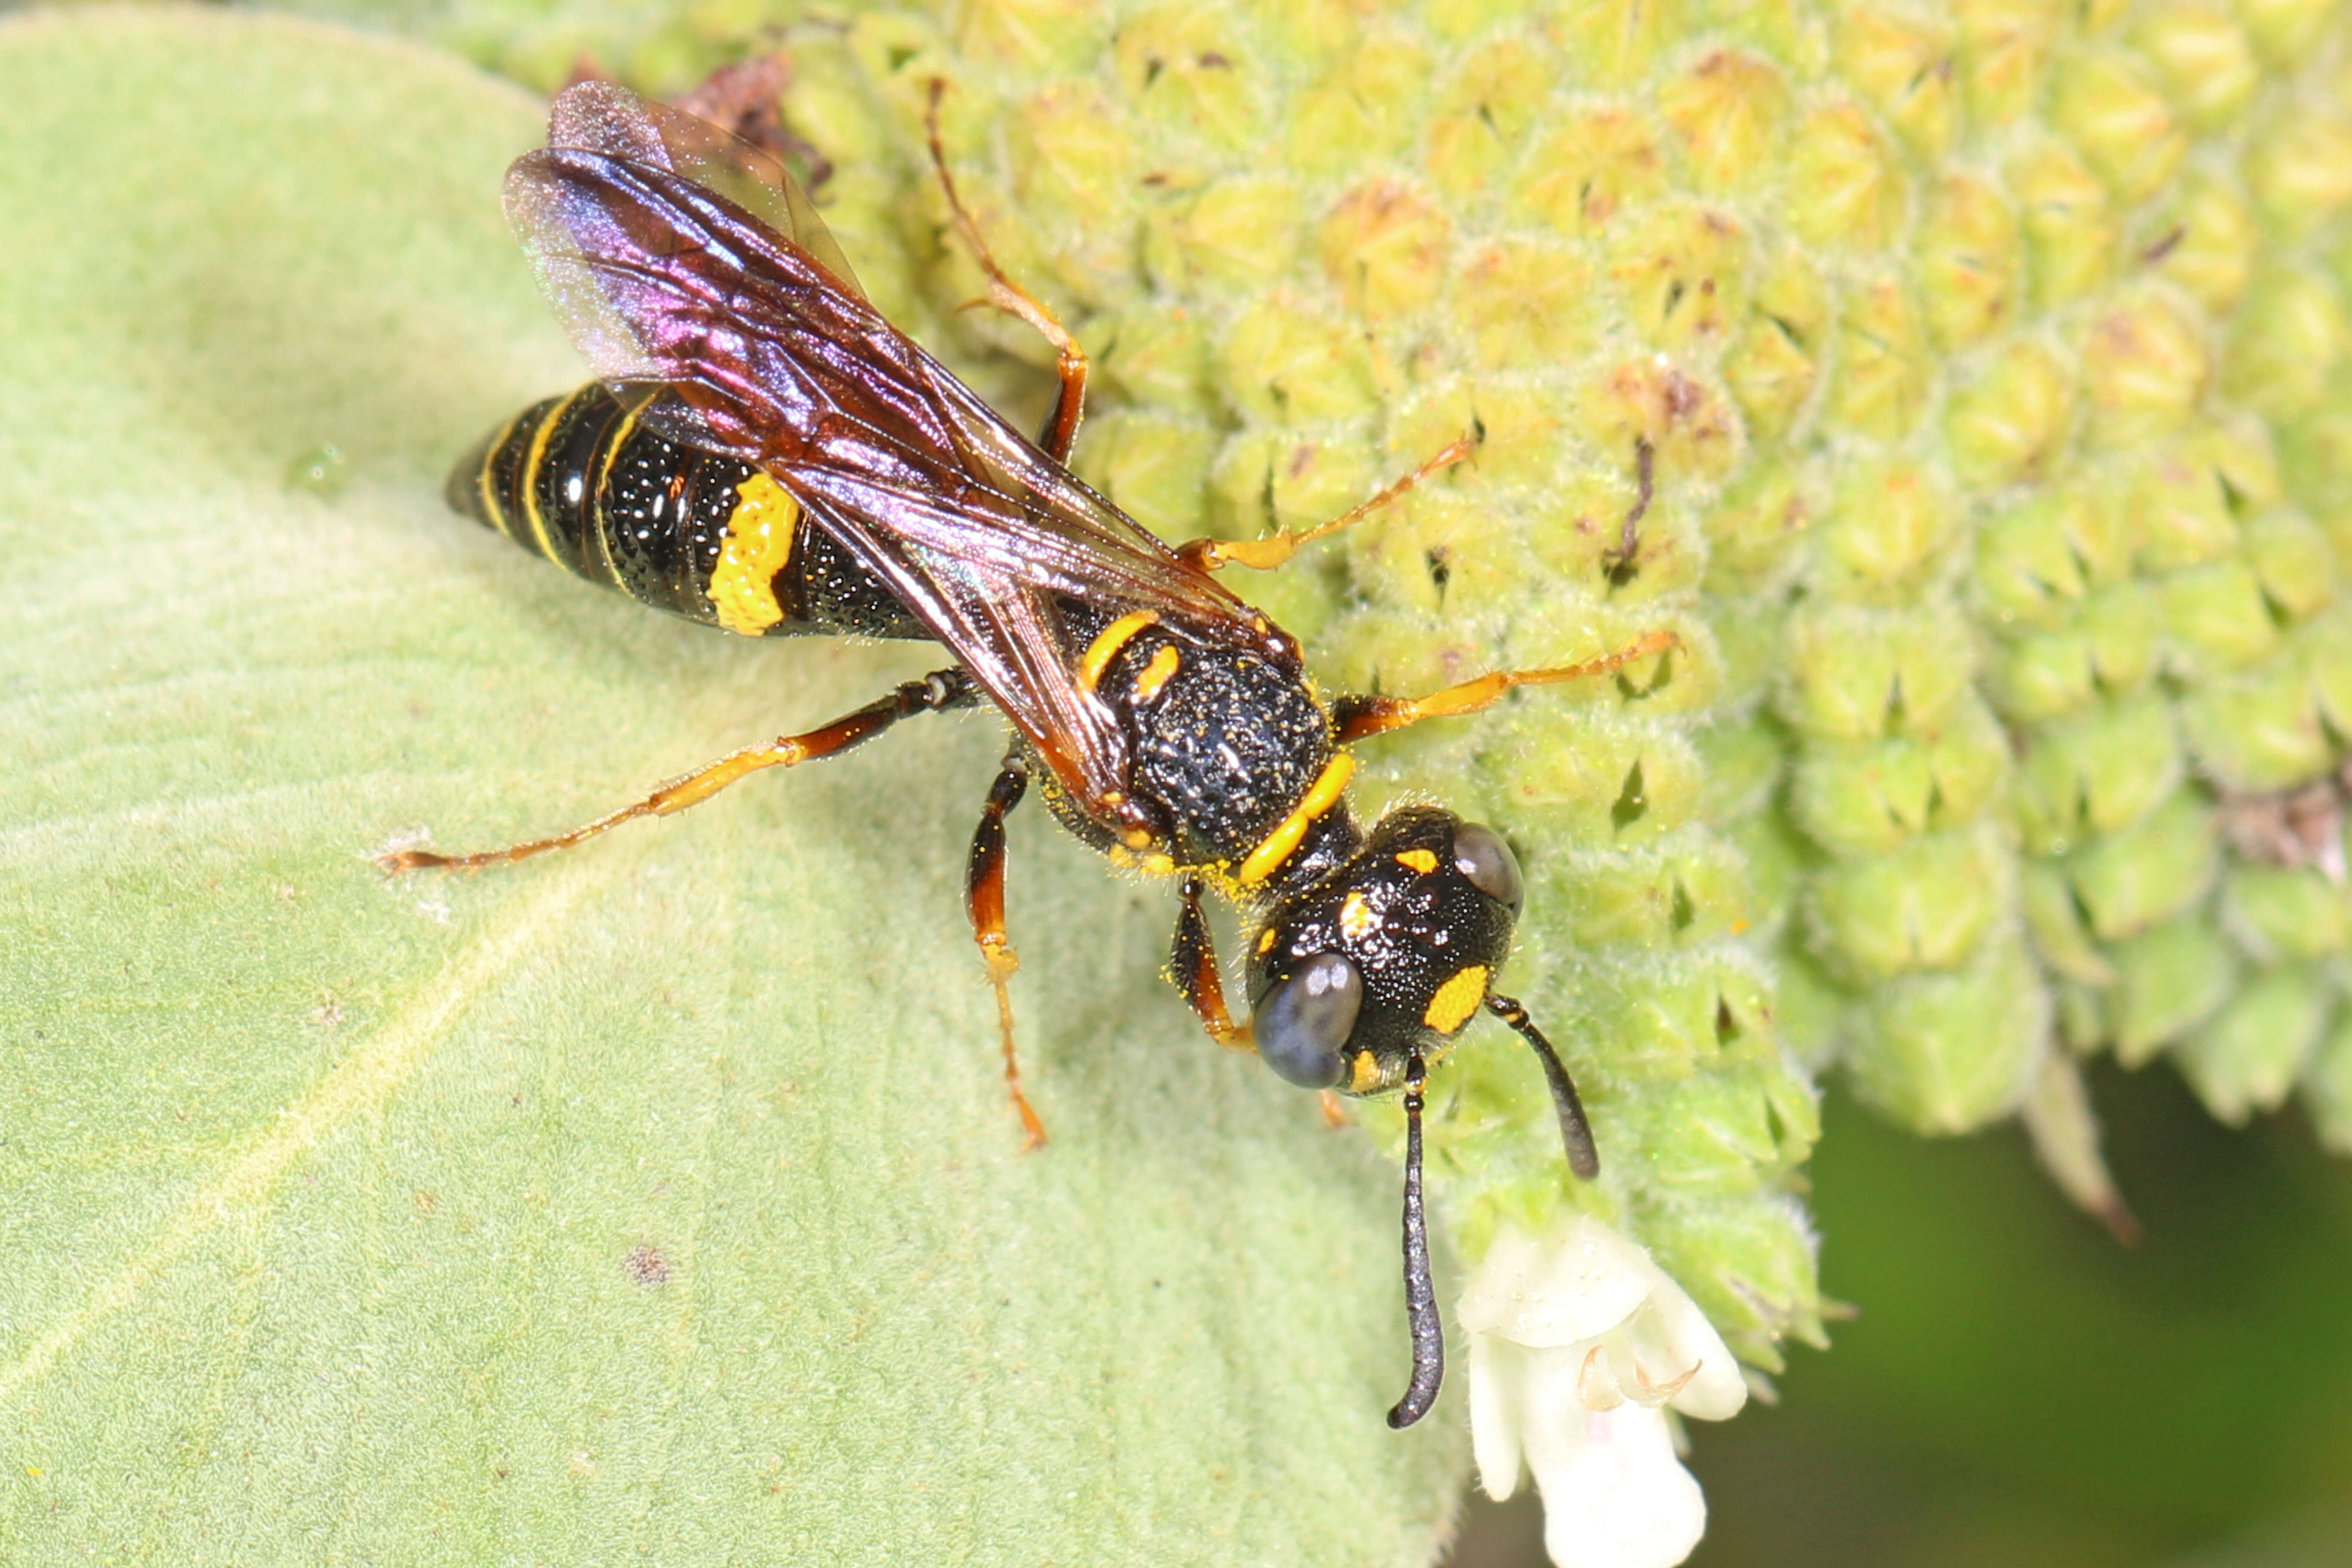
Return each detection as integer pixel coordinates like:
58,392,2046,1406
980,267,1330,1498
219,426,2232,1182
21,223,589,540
1396,848,1439,874
516,387,583,566
1256,927,1279,955
1143,853,1177,877
1340,890,1376,942
1078,610,1161,692
708,474,801,636
1237,753,1358,886
1131,644,1183,704
1349,1050,1381,1094
1423,965,1491,1035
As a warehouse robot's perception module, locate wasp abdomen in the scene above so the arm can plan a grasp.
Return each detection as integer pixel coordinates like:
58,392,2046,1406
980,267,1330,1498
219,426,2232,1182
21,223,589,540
449,384,925,642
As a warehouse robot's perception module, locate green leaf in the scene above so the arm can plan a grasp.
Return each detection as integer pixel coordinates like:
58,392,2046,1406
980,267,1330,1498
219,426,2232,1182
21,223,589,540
0,10,1463,1559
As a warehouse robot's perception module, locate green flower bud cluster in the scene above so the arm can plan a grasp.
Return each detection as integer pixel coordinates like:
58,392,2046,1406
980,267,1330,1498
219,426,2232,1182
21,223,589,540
432,0,2352,1383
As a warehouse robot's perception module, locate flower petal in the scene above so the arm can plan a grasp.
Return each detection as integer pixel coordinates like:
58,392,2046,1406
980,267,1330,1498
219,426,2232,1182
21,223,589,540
1468,1329,1531,1501
1526,1401,1708,1568
1458,1215,1654,1347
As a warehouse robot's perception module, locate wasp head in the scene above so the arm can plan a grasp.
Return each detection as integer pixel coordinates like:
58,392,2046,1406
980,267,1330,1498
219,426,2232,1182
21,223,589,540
1244,806,1524,1097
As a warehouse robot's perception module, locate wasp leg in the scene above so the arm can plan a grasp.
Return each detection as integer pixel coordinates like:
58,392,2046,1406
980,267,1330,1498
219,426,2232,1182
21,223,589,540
382,668,977,873
1170,875,1251,1050
966,750,1047,1149
1176,437,1473,574
924,79,1088,464
1331,629,1679,744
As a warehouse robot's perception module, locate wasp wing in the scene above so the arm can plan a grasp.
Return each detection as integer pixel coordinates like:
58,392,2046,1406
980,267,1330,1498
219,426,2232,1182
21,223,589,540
505,85,1283,818
548,79,864,299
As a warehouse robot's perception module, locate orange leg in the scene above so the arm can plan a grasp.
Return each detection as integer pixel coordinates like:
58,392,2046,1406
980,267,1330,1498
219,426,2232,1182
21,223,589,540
1169,874,1251,1050
381,669,975,873
1176,437,1475,574
925,79,1088,463
1332,630,1678,744
965,752,1047,1148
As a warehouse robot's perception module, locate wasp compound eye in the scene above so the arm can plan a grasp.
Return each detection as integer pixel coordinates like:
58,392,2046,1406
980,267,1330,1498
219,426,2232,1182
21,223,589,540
1254,952,1363,1088
1452,821,1522,913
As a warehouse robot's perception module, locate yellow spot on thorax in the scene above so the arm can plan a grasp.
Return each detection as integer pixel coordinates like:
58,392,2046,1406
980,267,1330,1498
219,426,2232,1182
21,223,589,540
1339,891,1376,942
1348,1050,1381,1094
1423,965,1491,1035
1396,848,1438,874
1237,753,1357,886
708,474,800,636
1131,644,1183,704
1078,611,1161,692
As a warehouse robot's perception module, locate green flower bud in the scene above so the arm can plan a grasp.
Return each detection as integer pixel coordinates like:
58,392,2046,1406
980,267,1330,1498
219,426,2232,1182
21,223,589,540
2161,557,2283,671
2177,655,2335,790
2066,793,2219,940
1828,273,1931,439
2080,286,2209,448
2049,47,2187,205
1512,103,1668,235
1835,8,1959,159
1786,101,1906,252
1781,603,1973,739
1288,32,1432,173
2147,167,2258,315
2245,102,2352,241
1703,459,1813,593
1810,825,2011,982
1070,408,1221,538
2131,444,2242,572
2221,864,2352,962
1657,49,1791,194
1456,236,1600,372
1846,929,2048,1132
1789,693,2007,856
2239,0,2340,65
2131,1,2261,132
2223,266,2349,419
2108,913,2240,1063
1946,335,2075,485
2021,861,2121,986
1955,0,2058,127
2242,509,2337,623
2012,137,2116,308
2174,965,2330,1125
2015,692,2182,852
1638,1192,1827,1373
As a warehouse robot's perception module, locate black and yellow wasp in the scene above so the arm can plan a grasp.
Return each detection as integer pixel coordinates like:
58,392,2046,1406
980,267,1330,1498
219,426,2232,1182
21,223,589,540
392,79,1673,1427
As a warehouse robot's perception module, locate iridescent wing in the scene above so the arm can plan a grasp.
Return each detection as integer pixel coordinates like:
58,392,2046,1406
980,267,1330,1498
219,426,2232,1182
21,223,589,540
504,83,1289,824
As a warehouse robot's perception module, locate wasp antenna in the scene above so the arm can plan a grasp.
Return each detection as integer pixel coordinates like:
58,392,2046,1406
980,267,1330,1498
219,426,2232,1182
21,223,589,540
1488,992,1599,1182
1385,1055,1445,1430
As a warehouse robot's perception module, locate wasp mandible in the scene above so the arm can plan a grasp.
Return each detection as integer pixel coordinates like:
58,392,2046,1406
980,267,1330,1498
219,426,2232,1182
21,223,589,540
390,80,1676,1427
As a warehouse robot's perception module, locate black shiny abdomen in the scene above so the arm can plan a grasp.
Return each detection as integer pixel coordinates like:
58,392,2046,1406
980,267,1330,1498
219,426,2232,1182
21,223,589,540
449,383,926,641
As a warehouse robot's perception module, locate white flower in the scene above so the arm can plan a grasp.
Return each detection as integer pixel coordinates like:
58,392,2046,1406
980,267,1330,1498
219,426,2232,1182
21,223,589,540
1460,1214,1749,1568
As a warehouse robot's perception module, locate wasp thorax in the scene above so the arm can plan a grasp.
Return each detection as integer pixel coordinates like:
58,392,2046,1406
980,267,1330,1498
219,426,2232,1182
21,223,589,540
1246,807,1523,1098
